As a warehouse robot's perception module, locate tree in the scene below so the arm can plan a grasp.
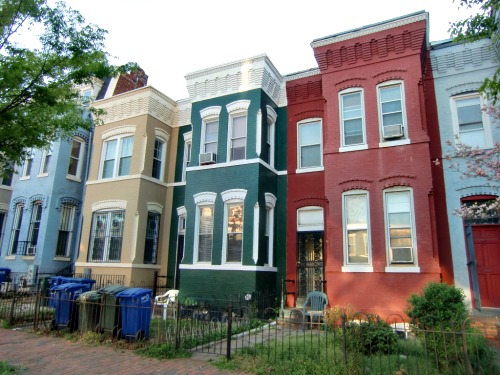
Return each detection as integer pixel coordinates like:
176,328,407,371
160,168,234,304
450,0,500,102
0,0,135,171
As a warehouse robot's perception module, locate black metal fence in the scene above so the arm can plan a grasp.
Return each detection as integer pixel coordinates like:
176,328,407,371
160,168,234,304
0,289,497,374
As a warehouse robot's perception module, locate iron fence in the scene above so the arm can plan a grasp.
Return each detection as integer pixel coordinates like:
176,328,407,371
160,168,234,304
0,289,497,374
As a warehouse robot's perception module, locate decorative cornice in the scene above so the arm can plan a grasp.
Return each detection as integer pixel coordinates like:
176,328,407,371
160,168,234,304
431,42,498,76
221,189,247,202
0,203,8,211
226,100,251,114
265,193,277,208
185,54,284,106
102,125,136,140
154,128,170,142
373,69,407,78
200,106,222,120
311,12,427,48
335,77,367,86
445,82,484,97
57,197,81,210
194,192,217,205
91,200,127,212
285,68,321,81
147,202,163,214
29,194,47,208
266,106,277,124
176,206,187,216
183,131,192,142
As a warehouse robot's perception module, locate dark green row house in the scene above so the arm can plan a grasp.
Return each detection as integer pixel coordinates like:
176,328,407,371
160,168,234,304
167,55,288,298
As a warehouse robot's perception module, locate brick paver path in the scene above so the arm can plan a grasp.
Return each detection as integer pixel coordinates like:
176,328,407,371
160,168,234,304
0,328,247,374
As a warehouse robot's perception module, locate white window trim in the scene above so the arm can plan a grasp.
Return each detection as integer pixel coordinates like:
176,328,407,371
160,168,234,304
266,106,277,168
182,131,192,182
297,206,324,232
38,144,53,177
265,193,277,267
377,80,409,146
339,88,366,150
99,134,134,179
200,107,221,159
226,100,250,163
296,118,323,172
20,149,34,180
221,189,247,264
341,190,373,272
450,92,493,149
383,187,419,272
67,137,85,181
56,204,76,257
193,192,217,264
152,137,166,181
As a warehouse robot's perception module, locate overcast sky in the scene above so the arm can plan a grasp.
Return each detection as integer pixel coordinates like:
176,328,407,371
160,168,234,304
68,0,479,101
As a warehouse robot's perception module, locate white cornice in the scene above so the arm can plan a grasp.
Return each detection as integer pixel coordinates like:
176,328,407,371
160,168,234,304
285,68,321,81
185,54,285,106
311,12,428,48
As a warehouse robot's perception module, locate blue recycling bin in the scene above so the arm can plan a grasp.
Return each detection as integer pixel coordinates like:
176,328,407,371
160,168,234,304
48,277,95,307
115,288,152,341
0,268,10,284
50,282,91,331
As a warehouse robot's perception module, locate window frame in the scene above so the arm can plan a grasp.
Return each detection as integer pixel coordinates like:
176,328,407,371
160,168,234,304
383,188,418,271
266,106,277,168
201,118,219,156
38,143,53,176
342,191,372,271
339,88,367,150
144,211,161,264
450,92,493,149
151,138,165,180
27,201,43,255
297,206,324,232
100,135,134,179
195,204,214,264
377,81,408,144
227,112,247,162
8,203,24,255
67,137,85,180
182,132,192,182
88,210,125,262
55,204,76,257
264,193,277,267
222,200,244,263
0,210,6,253
297,118,323,172
21,149,34,179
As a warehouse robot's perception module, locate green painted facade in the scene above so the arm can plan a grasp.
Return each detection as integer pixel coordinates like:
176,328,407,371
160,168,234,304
167,89,287,299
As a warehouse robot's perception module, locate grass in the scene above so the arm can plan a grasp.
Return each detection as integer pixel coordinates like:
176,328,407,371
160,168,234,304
0,361,20,375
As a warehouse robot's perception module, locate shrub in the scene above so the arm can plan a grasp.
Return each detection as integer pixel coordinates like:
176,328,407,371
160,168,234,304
346,314,397,355
325,304,355,329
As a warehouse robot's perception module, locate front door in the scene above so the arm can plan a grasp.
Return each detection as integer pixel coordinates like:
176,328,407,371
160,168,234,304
472,224,500,308
297,231,324,300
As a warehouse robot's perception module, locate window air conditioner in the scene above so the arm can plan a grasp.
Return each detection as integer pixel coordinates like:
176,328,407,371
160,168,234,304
199,152,216,165
27,246,36,256
390,247,413,263
383,124,403,139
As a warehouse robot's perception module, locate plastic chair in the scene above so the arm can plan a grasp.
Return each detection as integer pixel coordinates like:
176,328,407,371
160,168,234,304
302,291,328,331
154,289,179,320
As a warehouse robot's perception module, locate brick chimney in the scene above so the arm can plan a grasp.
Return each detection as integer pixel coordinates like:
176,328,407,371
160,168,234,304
112,67,149,96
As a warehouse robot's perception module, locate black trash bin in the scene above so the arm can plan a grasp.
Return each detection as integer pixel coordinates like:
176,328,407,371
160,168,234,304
98,285,127,336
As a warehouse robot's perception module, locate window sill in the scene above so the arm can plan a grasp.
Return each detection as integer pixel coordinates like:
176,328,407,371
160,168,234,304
295,166,324,174
19,176,31,181
66,174,82,182
339,144,368,153
54,256,70,261
378,139,411,148
342,265,373,272
22,256,35,260
37,173,48,178
4,255,15,260
385,266,420,273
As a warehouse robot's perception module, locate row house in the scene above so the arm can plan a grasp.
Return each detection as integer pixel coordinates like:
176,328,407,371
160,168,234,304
430,38,500,309
285,12,442,316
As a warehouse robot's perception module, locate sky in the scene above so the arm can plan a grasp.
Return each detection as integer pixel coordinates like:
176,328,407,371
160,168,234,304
66,0,480,101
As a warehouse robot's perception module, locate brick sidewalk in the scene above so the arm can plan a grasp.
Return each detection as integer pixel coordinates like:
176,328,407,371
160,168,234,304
0,328,247,375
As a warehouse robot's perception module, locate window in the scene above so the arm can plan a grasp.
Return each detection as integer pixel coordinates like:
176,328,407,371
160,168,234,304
101,136,134,178
9,203,23,255
68,138,85,178
21,150,34,178
264,193,276,266
82,89,92,107
452,93,492,148
39,144,52,175
55,204,76,257
0,211,6,255
225,203,244,262
1,170,13,186
343,192,370,265
27,201,43,255
144,211,160,264
384,189,415,265
378,82,406,140
266,106,277,167
182,139,191,181
203,120,218,155
297,207,324,231
88,210,125,262
197,206,214,262
340,90,365,147
152,138,165,180
298,119,322,169
229,114,247,161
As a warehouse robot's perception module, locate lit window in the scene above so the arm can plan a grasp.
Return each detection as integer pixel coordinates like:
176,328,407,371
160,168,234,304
340,90,365,146
101,136,134,178
152,138,165,180
384,189,415,265
226,203,244,262
88,210,125,262
452,93,492,149
144,211,160,264
68,138,84,178
298,119,323,169
343,192,370,265
378,82,406,141
55,204,76,257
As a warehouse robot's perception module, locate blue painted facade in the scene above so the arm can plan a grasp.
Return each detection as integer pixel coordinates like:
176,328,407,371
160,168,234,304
430,38,500,306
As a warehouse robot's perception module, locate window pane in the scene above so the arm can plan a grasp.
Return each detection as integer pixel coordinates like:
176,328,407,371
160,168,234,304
343,93,362,119
205,121,218,142
300,122,321,145
301,145,321,167
71,140,82,158
347,229,368,264
232,115,247,138
104,139,117,159
344,119,363,145
382,101,402,113
144,212,160,264
346,195,367,226
382,112,403,126
121,137,134,157
380,86,401,102
198,206,213,262
389,212,411,226
227,233,242,262
102,160,114,178
118,157,131,176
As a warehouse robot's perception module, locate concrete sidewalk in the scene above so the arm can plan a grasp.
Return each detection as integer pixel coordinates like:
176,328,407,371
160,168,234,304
0,328,247,375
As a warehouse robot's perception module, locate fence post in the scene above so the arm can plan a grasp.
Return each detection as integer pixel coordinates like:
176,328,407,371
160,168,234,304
152,271,158,299
226,306,233,360
174,299,181,350
341,313,347,365
33,280,41,330
461,323,472,375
